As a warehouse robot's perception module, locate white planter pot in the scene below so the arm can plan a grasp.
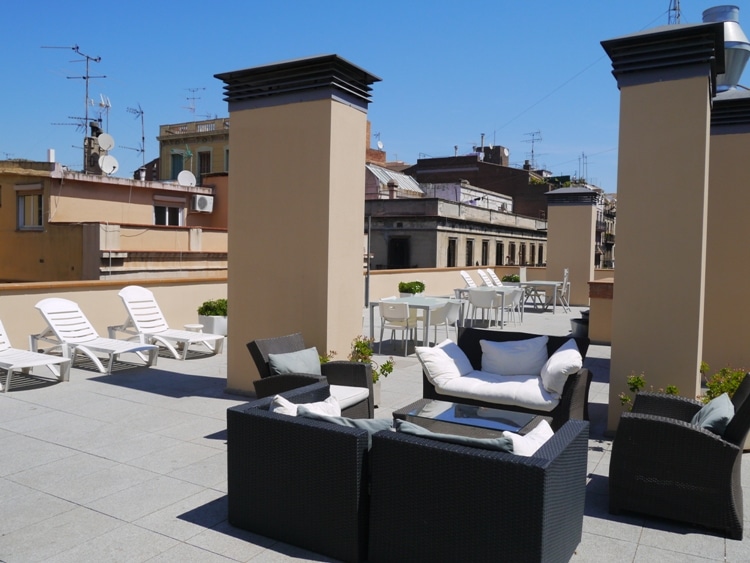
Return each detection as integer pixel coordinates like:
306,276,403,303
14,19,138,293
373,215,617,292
400,292,423,297
198,315,228,336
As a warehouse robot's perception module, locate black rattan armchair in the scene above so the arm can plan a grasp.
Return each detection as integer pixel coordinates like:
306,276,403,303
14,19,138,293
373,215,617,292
247,333,373,417
227,382,370,562
609,373,750,539
368,419,589,562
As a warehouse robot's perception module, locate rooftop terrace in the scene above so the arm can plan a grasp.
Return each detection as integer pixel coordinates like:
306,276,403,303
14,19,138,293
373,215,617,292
1,305,748,561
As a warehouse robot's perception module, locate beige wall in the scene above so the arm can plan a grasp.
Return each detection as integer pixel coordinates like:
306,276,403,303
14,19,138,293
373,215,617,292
226,96,367,393
703,128,750,371
608,75,711,431
546,202,596,306
0,278,226,351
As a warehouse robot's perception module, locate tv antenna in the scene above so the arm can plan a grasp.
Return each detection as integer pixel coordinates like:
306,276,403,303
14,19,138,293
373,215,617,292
42,44,106,170
522,130,543,169
184,87,205,113
668,0,681,24
125,103,146,166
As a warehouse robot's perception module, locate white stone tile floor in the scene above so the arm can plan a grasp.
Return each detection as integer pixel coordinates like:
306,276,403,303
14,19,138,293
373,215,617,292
0,303,747,561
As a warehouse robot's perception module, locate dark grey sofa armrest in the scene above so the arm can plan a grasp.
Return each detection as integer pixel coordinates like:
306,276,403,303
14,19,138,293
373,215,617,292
630,392,702,421
252,373,325,399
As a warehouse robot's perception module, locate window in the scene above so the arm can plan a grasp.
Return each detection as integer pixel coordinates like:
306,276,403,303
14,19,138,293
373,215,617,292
170,153,184,180
530,244,536,266
508,242,516,265
538,244,544,266
495,242,504,266
154,206,182,226
387,237,411,269
447,238,457,267
224,148,230,172
16,183,43,230
519,243,526,266
198,151,211,184
481,240,489,265
153,196,185,226
465,239,474,267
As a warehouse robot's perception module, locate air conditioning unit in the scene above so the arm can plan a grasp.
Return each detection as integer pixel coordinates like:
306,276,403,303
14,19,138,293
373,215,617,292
191,195,214,213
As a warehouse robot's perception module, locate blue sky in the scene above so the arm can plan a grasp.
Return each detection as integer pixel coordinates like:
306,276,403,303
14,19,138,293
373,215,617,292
4,1,747,192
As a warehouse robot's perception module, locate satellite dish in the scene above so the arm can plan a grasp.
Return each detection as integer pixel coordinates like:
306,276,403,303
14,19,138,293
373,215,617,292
377,140,384,150
177,170,197,187
99,154,119,175
503,147,510,157
98,133,115,151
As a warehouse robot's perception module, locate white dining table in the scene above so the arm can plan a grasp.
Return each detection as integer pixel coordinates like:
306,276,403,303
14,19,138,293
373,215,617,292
369,295,465,346
453,286,517,328
521,280,562,313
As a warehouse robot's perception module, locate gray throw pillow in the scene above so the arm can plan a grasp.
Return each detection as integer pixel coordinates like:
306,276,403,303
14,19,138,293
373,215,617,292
691,392,734,435
297,407,393,448
268,347,321,375
394,419,514,453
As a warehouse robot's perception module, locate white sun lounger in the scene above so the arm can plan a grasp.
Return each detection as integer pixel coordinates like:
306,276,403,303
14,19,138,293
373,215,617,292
108,285,225,361
33,298,158,375
0,320,71,392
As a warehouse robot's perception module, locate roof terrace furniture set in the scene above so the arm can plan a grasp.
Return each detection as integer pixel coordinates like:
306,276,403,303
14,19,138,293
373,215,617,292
420,328,592,430
227,381,590,563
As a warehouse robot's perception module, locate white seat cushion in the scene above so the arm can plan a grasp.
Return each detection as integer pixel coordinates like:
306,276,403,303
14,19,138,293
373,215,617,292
330,384,370,409
436,370,560,412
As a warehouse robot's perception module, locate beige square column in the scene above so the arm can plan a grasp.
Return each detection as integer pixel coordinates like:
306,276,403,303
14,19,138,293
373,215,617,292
601,24,725,432
703,92,750,370
215,56,381,393
544,187,597,306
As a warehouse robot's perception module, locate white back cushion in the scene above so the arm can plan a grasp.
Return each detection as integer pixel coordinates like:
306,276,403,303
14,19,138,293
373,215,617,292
480,336,549,376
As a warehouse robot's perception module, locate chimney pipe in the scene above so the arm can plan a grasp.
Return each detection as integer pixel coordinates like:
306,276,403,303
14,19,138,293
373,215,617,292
702,5,750,91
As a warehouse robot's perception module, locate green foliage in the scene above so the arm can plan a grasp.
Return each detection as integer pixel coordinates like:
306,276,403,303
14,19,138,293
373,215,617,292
197,298,227,316
501,274,520,282
348,335,394,383
701,364,746,404
618,372,678,410
398,281,426,294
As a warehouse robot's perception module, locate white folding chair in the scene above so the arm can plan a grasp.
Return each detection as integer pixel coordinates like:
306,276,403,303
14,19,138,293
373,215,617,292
426,301,462,344
556,268,572,312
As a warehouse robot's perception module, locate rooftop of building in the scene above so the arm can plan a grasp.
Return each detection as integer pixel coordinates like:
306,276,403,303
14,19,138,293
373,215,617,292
0,304,747,561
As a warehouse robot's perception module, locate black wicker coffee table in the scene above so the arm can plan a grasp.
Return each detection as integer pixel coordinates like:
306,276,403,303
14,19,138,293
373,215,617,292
393,398,542,439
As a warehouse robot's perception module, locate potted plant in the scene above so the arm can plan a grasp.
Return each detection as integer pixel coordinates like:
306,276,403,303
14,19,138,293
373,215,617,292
398,280,426,296
501,274,521,286
197,298,228,336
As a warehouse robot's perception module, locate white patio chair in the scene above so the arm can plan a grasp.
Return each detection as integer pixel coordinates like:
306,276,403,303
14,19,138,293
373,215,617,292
476,269,494,287
0,320,71,392
467,288,501,327
378,301,417,355
503,287,526,326
486,269,504,286
459,270,478,288
33,298,158,375
556,268,572,312
110,285,225,360
520,266,544,309
426,301,462,344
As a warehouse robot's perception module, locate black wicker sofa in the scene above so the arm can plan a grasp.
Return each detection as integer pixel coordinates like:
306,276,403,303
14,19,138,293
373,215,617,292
227,380,590,562
422,328,592,430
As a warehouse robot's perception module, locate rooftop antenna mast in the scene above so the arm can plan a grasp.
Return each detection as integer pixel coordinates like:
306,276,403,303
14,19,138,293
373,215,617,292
42,44,106,170
125,103,146,167
184,87,205,113
668,0,681,24
522,130,542,169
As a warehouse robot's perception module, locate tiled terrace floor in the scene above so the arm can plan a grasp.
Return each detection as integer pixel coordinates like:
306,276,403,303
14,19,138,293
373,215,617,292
1,305,749,561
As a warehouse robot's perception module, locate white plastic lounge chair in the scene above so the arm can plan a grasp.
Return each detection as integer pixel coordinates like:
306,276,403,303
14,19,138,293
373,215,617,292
0,320,71,392
459,270,478,288
110,285,225,360
33,298,158,375
476,269,495,287
486,269,504,286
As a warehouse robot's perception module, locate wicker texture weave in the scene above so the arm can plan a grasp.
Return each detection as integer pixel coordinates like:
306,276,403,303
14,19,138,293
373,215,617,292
609,374,750,539
368,419,589,562
227,382,370,562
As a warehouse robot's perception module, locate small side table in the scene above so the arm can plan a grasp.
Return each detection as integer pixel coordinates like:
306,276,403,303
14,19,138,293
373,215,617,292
184,323,204,333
